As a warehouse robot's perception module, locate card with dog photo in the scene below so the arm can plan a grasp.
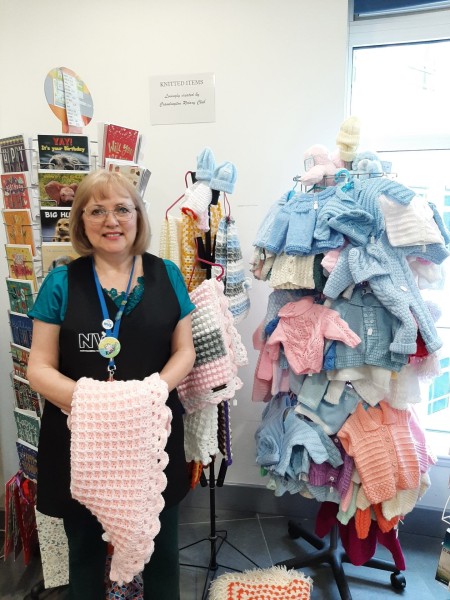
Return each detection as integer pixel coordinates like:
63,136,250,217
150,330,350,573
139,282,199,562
37,134,90,171
40,208,71,243
38,171,87,207
41,242,79,274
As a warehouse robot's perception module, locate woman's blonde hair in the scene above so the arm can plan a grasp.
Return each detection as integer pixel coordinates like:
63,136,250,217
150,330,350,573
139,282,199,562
69,169,151,256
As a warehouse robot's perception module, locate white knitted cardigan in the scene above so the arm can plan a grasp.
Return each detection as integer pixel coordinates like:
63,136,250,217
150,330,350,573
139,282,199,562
69,373,171,584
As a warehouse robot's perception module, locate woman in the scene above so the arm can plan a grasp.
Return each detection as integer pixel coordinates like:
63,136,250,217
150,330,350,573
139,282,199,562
27,169,196,599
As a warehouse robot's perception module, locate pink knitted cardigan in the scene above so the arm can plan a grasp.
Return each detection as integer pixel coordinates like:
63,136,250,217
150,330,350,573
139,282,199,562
338,401,420,505
266,296,361,375
69,373,171,584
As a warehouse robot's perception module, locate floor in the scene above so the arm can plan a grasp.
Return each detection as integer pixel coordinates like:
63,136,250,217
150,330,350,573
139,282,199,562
1,503,449,600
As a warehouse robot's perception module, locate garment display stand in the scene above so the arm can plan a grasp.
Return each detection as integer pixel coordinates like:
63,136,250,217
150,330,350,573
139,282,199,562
275,520,406,600
179,456,260,600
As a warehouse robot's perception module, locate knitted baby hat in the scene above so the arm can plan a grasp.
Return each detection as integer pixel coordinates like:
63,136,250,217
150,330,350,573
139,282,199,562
336,116,361,162
70,373,171,584
300,144,338,186
210,161,237,193
181,181,213,225
196,147,216,182
352,151,383,176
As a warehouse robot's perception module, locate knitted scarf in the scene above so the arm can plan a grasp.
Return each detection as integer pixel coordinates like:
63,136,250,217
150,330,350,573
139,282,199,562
213,216,251,323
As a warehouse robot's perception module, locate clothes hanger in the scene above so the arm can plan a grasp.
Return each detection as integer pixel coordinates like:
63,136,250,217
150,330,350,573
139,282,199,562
164,171,195,219
197,255,225,281
334,168,354,191
287,179,298,200
187,237,225,291
223,192,231,219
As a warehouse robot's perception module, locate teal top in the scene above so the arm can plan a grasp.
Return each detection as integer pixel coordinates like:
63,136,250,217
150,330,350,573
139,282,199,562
29,258,195,325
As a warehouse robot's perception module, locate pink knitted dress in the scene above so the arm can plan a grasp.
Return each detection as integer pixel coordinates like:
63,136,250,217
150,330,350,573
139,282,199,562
69,373,171,584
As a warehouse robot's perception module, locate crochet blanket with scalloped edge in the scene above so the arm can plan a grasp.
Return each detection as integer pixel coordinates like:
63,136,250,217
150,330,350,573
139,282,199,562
177,278,248,413
208,565,313,600
69,373,171,584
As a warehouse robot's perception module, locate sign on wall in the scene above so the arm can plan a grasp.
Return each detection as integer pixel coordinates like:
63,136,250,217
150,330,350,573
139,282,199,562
149,73,215,125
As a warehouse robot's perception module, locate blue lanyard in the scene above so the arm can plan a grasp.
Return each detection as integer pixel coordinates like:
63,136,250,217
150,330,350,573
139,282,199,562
92,256,136,378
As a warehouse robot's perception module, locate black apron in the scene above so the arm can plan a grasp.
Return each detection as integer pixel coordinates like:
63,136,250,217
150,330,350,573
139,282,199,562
36,252,190,518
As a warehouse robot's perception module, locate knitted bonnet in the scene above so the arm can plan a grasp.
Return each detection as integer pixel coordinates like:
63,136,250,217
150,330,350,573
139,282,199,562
300,144,338,186
181,181,213,230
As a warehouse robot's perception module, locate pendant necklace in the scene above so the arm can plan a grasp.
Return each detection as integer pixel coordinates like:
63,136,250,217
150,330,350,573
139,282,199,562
92,255,136,381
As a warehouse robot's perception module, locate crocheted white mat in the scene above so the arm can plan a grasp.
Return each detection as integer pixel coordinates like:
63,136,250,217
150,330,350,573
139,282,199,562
209,565,312,600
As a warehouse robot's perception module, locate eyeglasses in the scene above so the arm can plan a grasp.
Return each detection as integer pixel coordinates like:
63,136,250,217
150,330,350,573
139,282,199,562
83,205,137,222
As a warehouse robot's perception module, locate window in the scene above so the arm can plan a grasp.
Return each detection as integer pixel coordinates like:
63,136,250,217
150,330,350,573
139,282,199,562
350,32,450,455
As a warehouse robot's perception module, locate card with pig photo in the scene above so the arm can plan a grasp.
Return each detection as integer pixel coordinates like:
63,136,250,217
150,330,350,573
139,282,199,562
38,171,86,208
40,208,71,243
37,134,90,171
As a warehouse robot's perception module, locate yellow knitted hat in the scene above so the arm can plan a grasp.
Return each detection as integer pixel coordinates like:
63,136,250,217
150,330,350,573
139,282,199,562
336,116,361,162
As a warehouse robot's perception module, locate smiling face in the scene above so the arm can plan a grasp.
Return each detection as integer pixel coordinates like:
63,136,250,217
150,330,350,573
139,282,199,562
82,186,138,260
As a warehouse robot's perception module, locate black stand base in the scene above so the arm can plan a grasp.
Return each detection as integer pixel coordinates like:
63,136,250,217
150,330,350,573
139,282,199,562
179,458,260,600
276,520,406,600
23,580,69,600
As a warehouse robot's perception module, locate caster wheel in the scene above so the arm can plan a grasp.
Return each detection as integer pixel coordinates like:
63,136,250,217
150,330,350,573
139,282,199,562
287,522,301,540
390,571,406,590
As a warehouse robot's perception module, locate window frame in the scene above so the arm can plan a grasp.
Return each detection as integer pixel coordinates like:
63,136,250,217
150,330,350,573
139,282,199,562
348,6,450,463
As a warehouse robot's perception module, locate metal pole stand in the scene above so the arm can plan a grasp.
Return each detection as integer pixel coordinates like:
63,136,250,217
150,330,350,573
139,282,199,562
179,457,260,600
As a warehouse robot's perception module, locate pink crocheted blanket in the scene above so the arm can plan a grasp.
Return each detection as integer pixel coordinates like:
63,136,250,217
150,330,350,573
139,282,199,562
178,279,248,413
69,373,171,584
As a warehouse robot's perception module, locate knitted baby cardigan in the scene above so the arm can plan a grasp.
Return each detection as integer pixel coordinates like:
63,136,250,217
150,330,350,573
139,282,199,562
324,235,448,354
70,373,171,584
315,178,415,247
338,401,420,505
266,296,361,375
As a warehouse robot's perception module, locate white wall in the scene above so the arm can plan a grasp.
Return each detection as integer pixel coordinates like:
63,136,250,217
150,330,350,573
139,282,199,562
0,0,350,492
